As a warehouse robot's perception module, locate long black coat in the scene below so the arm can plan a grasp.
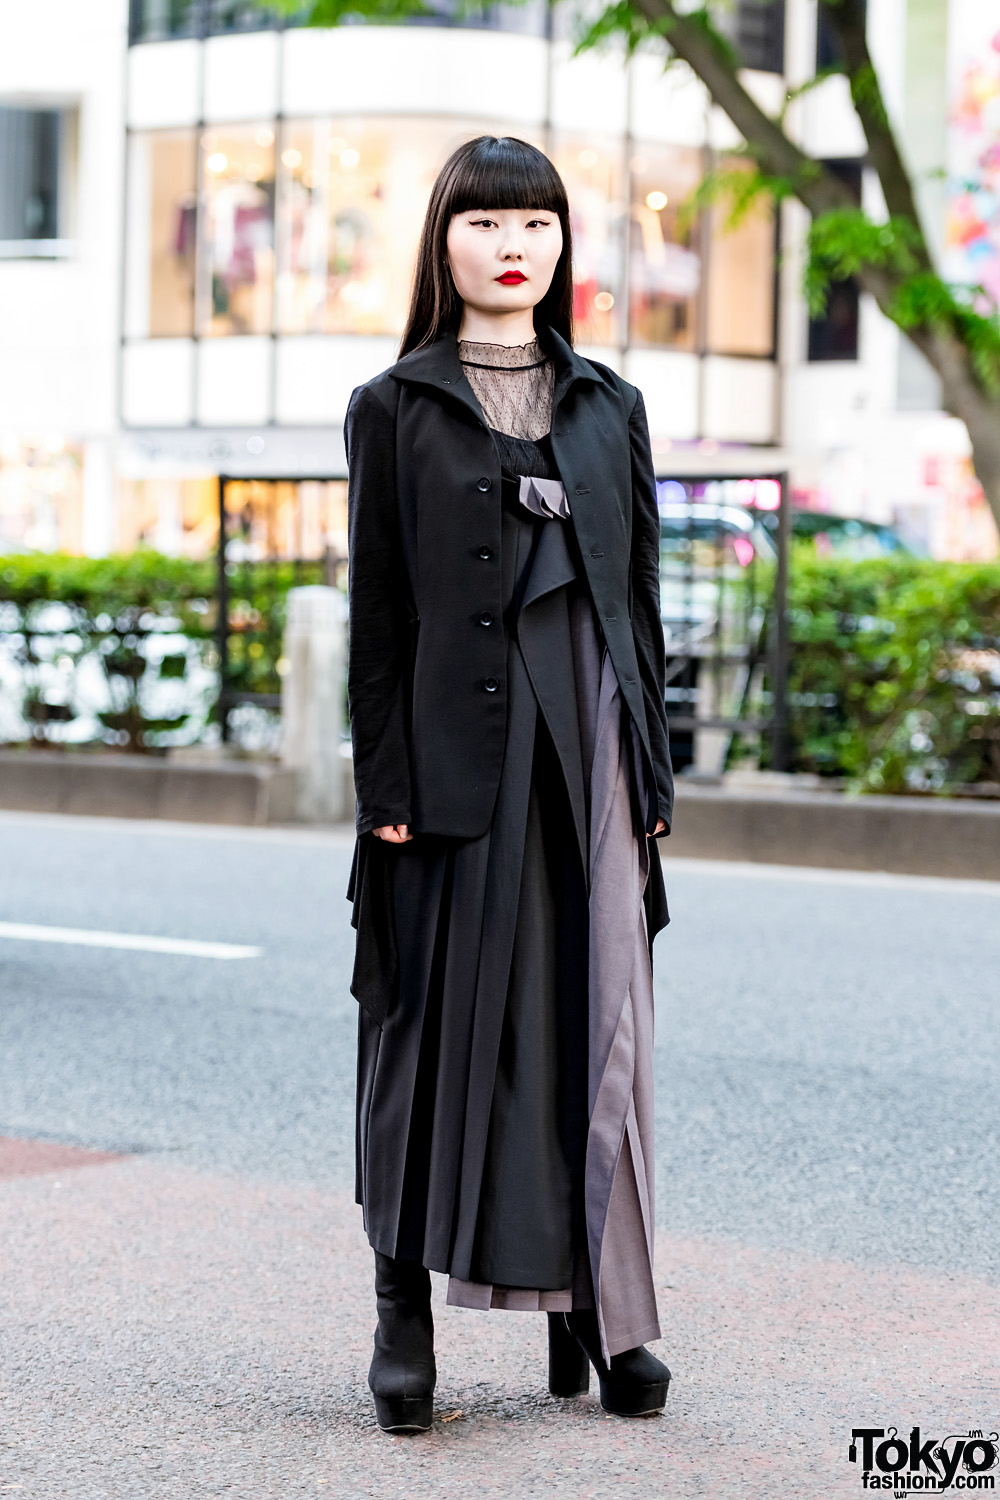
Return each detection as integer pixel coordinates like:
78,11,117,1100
345,327,673,842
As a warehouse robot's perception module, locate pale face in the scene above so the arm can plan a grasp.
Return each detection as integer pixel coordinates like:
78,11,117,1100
446,207,564,322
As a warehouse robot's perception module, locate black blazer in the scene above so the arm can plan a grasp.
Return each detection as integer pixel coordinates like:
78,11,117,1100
345,327,673,841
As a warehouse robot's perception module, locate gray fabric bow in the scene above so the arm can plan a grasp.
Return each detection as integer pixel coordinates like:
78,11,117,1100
518,476,571,522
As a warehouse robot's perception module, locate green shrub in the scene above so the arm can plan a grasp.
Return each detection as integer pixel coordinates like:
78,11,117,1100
783,552,1000,791
3,549,999,788
0,552,218,751
0,550,332,752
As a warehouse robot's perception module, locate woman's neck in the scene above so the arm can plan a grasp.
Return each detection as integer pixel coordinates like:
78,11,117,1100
456,307,537,346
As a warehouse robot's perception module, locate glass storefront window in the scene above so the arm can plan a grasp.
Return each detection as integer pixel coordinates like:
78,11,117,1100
128,0,539,42
222,479,348,561
204,0,280,33
125,129,197,337
0,438,83,553
628,146,703,349
198,125,275,336
115,476,347,560
276,117,509,337
405,0,547,35
129,0,200,43
552,138,624,346
124,120,779,358
705,164,775,357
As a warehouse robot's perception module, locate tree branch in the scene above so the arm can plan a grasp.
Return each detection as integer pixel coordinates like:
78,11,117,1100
628,0,855,217
817,0,933,269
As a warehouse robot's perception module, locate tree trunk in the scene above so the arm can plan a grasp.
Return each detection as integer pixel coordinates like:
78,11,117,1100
946,386,1000,534
864,288,1000,532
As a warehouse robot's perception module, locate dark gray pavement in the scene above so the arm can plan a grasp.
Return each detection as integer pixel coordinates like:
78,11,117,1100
1,810,998,1498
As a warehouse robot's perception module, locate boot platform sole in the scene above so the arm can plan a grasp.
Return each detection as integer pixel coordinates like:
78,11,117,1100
598,1377,670,1417
373,1395,434,1433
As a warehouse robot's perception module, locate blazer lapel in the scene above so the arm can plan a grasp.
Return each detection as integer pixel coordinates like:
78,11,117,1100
388,336,488,430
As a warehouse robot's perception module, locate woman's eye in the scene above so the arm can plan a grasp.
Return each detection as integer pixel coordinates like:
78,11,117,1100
526,218,551,229
470,218,497,228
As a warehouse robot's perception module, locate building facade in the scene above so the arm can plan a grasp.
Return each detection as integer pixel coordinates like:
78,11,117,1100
0,0,995,561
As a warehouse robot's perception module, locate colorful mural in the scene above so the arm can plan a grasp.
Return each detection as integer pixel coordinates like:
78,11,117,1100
946,2,1000,310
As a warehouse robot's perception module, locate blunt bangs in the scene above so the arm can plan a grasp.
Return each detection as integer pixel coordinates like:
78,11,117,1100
444,137,569,218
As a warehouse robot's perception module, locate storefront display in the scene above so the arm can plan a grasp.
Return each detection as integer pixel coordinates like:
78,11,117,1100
125,118,778,353
0,436,83,553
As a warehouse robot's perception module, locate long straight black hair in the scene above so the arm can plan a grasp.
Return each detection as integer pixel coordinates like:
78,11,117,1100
399,135,574,356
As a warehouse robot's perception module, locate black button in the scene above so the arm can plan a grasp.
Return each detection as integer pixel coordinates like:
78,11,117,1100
476,476,492,493
477,545,494,560
479,611,494,627
484,677,499,693
441,377,454,384
575,484,590,495
590,549,604,559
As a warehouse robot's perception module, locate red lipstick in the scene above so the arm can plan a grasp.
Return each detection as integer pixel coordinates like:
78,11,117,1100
496,271,527,285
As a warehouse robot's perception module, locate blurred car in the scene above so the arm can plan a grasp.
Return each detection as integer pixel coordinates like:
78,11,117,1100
765,509,921,559
657,500,774,648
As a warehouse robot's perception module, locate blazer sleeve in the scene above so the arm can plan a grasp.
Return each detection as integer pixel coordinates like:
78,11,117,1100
628,387,675,836
345,382,414,837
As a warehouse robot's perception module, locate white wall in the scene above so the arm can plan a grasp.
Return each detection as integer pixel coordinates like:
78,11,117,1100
0,0,128,442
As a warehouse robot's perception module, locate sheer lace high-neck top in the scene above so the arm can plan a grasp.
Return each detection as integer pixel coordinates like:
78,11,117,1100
458,338,560,487
458,337,554,440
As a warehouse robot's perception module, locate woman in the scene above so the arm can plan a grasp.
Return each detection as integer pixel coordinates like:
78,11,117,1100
345,135,674,1434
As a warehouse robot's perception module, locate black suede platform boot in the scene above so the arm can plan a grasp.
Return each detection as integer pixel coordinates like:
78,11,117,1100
368,1252,436,1434
557,1310,670,1416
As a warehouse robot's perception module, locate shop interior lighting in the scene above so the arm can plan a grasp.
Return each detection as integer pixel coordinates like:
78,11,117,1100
753,479,782,510
206,153,228,173
340,148,360,168
254,128,274,147
594,291,615,311
282,148,303,169
645,190,668,211
578,148,599,167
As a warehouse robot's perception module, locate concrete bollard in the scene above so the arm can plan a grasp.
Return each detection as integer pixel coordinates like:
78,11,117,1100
280,585,346,822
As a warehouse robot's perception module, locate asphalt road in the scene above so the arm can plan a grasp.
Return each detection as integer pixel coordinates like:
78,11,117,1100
1,809,998,1498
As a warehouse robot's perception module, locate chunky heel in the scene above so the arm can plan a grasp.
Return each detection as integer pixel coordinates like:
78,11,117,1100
372,1393,434,1434
565,1311,670,1417
547,1312,590,1397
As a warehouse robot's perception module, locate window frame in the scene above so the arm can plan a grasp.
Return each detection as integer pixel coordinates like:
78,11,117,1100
0,103,78,260
806,157,862,363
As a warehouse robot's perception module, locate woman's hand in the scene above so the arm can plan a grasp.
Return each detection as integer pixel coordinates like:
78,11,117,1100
650,819,667,836
374,824,413,843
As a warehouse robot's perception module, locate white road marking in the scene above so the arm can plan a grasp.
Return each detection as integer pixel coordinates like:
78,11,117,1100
0,922,261,959
659,855,1000,896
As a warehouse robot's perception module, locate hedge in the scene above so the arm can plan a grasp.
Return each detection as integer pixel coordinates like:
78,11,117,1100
782,553,1000,792
1,549,998,787
0,551,323,752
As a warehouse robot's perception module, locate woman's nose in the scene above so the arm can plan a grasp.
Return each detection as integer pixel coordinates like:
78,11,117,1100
500,240,525,260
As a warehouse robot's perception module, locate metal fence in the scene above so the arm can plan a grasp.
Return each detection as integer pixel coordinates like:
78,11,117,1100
215,474,347,744
655,471,790,775
214,469,789,769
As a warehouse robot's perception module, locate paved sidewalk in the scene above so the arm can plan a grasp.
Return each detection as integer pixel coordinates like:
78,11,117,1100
3,1151,996,1500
